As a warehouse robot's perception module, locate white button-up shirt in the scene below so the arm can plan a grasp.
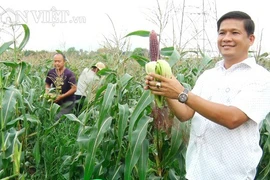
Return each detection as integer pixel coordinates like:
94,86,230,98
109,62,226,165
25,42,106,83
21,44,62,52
186,57,270,180
75,68,99,96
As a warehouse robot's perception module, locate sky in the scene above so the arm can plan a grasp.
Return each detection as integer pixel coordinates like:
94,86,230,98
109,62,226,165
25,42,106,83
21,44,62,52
0,0,269,54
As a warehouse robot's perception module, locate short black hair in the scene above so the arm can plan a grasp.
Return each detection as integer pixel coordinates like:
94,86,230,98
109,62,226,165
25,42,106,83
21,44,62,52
53,53,67,61
217,11,255,36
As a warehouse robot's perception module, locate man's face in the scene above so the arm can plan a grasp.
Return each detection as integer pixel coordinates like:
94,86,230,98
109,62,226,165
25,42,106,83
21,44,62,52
53,54,65,70
92,67,99,73
217,19,255,61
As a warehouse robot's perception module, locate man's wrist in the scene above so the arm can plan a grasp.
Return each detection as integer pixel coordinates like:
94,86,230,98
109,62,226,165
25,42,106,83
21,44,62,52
178,88,189,103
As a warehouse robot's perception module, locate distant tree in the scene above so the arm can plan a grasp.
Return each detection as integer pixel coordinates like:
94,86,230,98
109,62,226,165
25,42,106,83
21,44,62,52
133,47,149,58
67,47,77,54
24,50,36,56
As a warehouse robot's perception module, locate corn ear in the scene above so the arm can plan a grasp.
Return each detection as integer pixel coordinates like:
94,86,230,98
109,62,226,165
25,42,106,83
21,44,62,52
155,59,172,108
145,59,172,108
149,30,159,61
145,61,157,74
147,30,172,108
155,59,172,78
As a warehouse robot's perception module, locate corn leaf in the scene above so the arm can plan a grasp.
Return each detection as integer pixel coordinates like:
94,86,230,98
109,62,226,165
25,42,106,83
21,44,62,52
84,116,112,179
94,84,107,102
138,139,149,180
33,138,41,165
160,47,175,56
98,83,116,128
168,48,182,67
168,169,180,180
130,54,150,67
162,119,183,167
110,165,123,180
118,73,133,92
49,103,60,121
124,115,151,180
0,41,13,55
117,103,129,145
1,87,21,126
18,24,30,51
7,114,40,129
124,30,150,38
197,49,213,75
128,90,154,140
15,61,28,86
64,114,85,126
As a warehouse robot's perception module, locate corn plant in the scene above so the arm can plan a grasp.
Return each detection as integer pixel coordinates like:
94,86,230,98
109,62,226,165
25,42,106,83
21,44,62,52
1,23,270,180
256,113,270,180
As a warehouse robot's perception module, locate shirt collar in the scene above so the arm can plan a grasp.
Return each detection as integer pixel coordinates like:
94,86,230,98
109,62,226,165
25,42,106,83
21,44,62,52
215,57,256,70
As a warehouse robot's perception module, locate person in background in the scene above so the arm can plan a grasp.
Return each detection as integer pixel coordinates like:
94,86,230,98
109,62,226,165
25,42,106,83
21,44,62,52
74,62,106,113
45,53,77,120
145,11,270,179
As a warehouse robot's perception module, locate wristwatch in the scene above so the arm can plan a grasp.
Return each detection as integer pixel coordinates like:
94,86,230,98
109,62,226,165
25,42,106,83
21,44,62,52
178,88,189,103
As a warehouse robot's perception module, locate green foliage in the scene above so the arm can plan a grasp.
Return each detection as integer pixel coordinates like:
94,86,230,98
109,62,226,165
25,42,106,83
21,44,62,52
1,25,270,180
124,30,151,38
256,113,270,180
18,24,30,51
0,41,13,55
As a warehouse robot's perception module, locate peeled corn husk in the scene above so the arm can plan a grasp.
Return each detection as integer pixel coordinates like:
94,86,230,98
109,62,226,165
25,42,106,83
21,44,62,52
145,59,172,108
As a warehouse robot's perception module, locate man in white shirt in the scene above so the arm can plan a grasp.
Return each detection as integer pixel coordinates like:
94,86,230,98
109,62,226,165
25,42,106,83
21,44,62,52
145,11,270,179
74,62,105,113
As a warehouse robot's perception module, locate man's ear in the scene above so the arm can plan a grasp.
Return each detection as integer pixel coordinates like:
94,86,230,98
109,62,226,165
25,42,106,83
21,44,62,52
249,34,255,45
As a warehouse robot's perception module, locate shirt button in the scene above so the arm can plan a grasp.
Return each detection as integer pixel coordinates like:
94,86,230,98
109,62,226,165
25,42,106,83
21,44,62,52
225,88,230,92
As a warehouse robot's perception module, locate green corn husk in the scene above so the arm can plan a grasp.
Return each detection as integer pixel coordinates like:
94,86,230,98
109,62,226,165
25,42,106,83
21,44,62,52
145,59,172,108
155,59,172,78
145,61,157,74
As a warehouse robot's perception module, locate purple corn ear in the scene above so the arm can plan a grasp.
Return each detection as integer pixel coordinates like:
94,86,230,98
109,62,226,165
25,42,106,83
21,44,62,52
149,30,160,62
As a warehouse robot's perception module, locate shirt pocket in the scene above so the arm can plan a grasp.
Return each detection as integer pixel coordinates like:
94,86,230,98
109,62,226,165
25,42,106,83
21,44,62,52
210,82,242,105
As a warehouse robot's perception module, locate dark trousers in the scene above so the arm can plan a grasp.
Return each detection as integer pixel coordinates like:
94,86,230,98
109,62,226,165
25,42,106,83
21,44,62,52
55,101,75,121
74,95,86,115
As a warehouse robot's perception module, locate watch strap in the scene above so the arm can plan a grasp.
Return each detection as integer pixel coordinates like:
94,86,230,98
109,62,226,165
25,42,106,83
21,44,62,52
183,88,188,94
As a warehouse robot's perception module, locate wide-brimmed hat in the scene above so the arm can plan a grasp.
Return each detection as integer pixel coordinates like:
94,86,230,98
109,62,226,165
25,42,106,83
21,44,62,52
92,62,106,70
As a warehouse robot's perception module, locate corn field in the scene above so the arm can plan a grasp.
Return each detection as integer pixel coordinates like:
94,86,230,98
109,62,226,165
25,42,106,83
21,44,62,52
0,24,270,180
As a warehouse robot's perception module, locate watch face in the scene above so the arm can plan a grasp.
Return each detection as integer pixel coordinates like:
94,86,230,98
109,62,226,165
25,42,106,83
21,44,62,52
178,88,189,103
179,94,187,103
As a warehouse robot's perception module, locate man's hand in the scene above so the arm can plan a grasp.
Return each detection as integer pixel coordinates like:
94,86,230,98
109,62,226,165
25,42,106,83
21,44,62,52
54,94,64,103
145,73,184,99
